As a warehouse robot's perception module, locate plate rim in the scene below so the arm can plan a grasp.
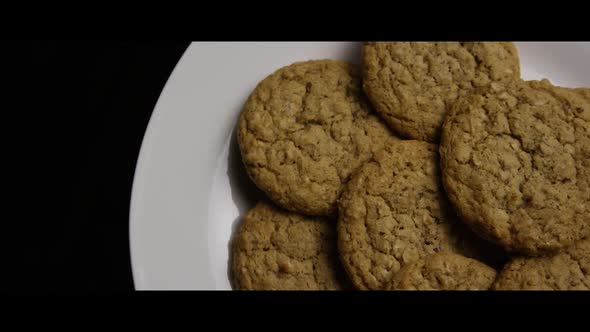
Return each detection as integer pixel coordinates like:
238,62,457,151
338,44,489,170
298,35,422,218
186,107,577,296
129,43,192,290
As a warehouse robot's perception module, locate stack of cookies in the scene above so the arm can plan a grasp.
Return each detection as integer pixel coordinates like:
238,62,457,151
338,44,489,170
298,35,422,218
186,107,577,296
231,42,590,290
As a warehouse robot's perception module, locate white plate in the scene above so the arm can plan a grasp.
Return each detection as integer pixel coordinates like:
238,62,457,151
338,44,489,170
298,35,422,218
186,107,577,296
129,42,590,290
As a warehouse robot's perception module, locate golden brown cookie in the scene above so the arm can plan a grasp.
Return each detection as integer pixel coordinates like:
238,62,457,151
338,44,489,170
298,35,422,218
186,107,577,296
575,87,590,99
440,79,590,256
232,200,350,290
337,140,503,290
362,42,520,142
388,253,497,290
493,238,590,290
238,60,395,216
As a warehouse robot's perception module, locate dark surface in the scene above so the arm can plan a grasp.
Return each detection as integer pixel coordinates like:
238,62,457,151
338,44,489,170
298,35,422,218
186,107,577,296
27,41,190,290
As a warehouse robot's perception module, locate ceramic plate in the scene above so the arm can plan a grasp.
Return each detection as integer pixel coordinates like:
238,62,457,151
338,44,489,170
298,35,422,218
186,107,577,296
130,42,590,290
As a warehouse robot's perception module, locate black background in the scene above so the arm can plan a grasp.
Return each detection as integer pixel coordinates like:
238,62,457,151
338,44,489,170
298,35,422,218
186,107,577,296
26,41,190,290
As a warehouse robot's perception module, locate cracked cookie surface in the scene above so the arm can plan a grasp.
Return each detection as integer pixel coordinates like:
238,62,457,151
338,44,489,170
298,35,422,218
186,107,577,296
362,42,520,142
337,140,500,290
238,60,396,216
493,238,590,290
232,200,349,290
440,80,590,255
388,253,497,290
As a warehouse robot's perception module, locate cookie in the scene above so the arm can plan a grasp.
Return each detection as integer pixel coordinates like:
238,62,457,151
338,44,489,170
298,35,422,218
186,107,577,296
440,79,590,256
493,238,590,290
337,140,501,290
388,253,497,290
238,60,395,216
232,200,349,290
362,42,520,142
575,88,590,99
